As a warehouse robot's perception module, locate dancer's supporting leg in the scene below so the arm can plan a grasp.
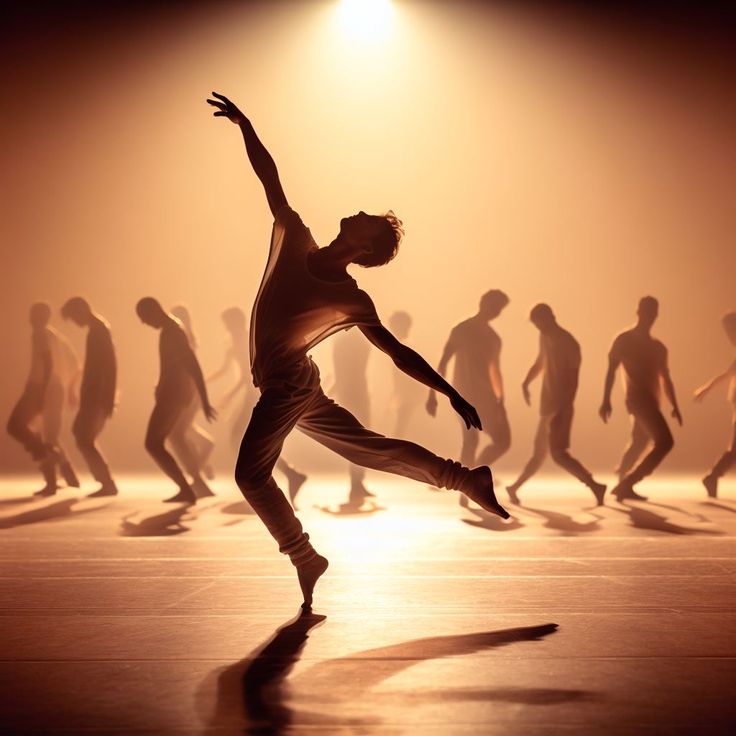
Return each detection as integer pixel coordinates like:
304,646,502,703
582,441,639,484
506,416,549,504
615,416,650,481
170,396,214,498
42,381,79,488
703,420,736,498
73,406,117,496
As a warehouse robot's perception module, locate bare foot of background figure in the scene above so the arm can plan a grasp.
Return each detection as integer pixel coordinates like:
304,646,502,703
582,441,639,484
599,297,681,502
427,290,511,507
136,297,216,505
209,91,507,607
507,304,605,506
694,311,736,499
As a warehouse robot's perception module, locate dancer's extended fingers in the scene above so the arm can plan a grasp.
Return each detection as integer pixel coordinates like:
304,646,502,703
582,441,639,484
207,99,226,109
213,111,228,117
211,91,230,103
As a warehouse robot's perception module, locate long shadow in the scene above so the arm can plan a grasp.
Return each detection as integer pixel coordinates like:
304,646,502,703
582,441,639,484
644,499,710,523
120,506,194,536
0,498,79,528
317,501,385,516
520,506,603,534
221,500,256,516
702,500,736,515
208,609,327,734
0,496,41,506
609,504,723,536
462,507,524,532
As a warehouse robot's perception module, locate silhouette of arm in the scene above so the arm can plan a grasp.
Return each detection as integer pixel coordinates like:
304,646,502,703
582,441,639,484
599,339,621,422
427,331,457,417
694,359,736,401
361,324,481,430
182,340,217,421
521,351,543,406
660,348,682,425
207,92,287,217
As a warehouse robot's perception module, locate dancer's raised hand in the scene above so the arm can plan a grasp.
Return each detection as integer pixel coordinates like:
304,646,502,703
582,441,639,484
207,92,246,124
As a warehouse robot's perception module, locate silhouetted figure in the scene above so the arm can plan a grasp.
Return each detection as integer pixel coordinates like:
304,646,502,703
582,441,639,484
136,297,216,504
208,306,307,504
695,311,736,498
170,305,216,493
61,297,118,497
332,327,375,508
7,303,81,496
507,304,606,505
208,91,508,609
387,311,424,437
428,290,512,506
600,297,682,501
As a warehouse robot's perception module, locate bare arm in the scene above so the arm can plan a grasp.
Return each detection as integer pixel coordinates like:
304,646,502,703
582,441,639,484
207,92,287,217
661,350,682,425
32,331,52,397
183,345,217,421
426,332,457,417
599,343,621,423
694,359,736,401
521,352,544,406
361,324,481,430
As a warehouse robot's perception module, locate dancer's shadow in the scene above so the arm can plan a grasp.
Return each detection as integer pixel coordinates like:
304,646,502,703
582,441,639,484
462,507,523,532
0,497,112,529
519,506,603,535
702,500,736,515
644,499,710,523
0,496,40,506
208,609,327,734
609,503,723,536
120,505,194,536
221,500,256,516
317,500,385,516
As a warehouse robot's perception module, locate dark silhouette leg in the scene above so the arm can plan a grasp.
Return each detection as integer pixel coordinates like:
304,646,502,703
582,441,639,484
615,416,650,481
275,457,307,506
73,406,117,496
704,420,736,497
42,382,78,488
145,400,195,503
476,403,512,467
7,386,48,462
507,416,549,503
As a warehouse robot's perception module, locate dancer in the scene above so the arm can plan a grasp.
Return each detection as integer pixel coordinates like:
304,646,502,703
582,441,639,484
170,305,216,491
61,297,119,497
136,297,216,503
7,303,81,496
207,91,508,609
387,311,424,437
332,327,375,508
427,290,511,505
507,304,606,505
209,306,307,504
694,311,736,498
600,296,682,501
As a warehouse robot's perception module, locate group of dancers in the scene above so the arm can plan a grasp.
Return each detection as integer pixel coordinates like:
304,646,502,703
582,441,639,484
7,91,736,609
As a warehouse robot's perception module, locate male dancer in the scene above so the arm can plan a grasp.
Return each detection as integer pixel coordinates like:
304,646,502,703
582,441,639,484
136,297,216,503
7,303,80,496
600,296,682,501
694,311,736,498
507,304,606,505
387,311,423,436
332,327,374,507
207,91,507,609
61,297,118,497
427,290,512,496
209,306,307,503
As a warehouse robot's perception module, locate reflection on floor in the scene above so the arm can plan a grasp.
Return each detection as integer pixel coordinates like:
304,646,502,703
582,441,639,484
1,473,735,734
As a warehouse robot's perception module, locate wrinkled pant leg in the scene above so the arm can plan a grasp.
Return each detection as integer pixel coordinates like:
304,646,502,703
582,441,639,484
297,389,473,491
710,420,736,479
235,384,318,565
624,401,673,485
7,386,46,460
73,405,113,486
616,415,650,479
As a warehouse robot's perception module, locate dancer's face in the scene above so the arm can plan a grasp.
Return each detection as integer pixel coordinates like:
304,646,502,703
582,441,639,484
339,211,386,260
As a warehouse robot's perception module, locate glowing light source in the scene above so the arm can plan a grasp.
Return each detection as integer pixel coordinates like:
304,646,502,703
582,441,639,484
338,0,394,42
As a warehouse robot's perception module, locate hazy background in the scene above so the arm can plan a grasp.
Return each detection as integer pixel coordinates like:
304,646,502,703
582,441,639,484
1,0,734,482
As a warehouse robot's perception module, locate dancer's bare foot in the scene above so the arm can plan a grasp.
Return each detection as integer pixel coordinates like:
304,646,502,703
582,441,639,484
192,477,215,498
297,554,329,610
164,486,197,504
702,475,718,499
590,482,607,506
33,485,58,498
287,470,307,505
611,480,647,502
463,466,510,519
506,484,520,505
88,483,118,498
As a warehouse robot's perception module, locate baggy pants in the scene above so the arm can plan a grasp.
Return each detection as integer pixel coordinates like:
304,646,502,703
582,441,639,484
235,360,473,565
619,398,674,485
73,403,114,486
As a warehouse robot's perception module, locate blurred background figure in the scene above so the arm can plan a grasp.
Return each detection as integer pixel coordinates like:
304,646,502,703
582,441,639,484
507,304,605,505
427,289,511,506
600,297,682,502
61,297,119,497
208,306,307,505
171,305,216,485
332,327,375,509
694,311,736,498
137,297,216,504
7,302,80,496
387,311,424,437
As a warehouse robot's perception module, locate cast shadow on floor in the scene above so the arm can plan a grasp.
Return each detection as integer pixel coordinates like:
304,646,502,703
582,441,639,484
462,506,524,532
517,505,603,534
609,502,723,535
0,497,112,529
119,505,197,536
206,617,595,734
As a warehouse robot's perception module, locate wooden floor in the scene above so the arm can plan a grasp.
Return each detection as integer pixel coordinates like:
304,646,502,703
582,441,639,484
1,473,735,735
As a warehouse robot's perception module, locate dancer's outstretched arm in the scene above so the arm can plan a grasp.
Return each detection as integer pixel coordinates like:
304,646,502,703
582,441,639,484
361,325,481,430
426,331,457,417
694,360,736,401
207,92,287,217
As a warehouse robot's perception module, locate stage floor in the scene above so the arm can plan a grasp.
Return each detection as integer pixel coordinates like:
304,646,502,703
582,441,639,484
1,473,735,735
